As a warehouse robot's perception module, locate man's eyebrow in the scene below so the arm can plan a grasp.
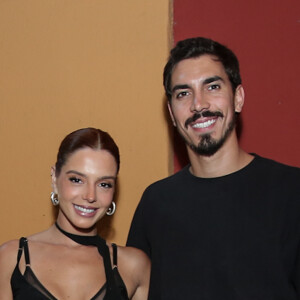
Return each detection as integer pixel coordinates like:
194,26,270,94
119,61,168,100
171,84,191,94
203,76,224,85
171,76,224,93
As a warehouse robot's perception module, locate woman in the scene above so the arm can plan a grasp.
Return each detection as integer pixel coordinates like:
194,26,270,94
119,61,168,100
0,128,150,300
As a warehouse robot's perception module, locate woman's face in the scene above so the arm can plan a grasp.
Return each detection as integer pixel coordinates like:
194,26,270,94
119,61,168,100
52,147,118,233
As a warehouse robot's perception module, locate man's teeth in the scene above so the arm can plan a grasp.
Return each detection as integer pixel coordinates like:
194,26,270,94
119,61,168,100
74,205,95,213
192,119,216,128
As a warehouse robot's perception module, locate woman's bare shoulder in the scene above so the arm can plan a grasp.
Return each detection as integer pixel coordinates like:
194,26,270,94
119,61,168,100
118,245,149,261
0,239,20,255
0,227,51,263
0,239,20,272
0,240,19,300
113,245,150,299
112,244,150,274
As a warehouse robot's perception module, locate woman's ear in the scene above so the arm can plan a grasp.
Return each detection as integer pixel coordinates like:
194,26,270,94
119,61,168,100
234,85,245,113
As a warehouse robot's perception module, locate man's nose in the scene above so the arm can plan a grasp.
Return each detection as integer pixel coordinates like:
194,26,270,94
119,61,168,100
190,92,209,112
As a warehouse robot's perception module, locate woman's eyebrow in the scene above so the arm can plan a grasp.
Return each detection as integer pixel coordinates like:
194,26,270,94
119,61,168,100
66,170,116,181
66,170,85,177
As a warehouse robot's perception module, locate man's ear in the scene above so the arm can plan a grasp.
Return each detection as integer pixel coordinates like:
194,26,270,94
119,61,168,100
234,85,245,113
167,102,177,127
51,166,58,194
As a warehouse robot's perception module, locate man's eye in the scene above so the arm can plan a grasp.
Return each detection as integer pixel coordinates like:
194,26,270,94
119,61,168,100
208,84,220,90
176,91,190,98
69,177,82,183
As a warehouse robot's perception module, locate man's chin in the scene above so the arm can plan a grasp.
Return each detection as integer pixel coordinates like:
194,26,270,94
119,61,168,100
189,144,220,156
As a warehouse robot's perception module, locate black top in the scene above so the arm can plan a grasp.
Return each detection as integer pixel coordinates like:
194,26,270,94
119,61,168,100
127,155,300,299
11,227,129,300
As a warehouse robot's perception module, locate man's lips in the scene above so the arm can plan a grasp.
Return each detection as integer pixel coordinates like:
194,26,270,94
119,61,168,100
185,111,223,129
191,118,217,129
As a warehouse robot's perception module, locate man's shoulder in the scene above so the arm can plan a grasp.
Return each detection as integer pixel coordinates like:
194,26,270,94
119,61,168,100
254,154,300,175
251,155,300,190
145,165,190,190
138,165,191,205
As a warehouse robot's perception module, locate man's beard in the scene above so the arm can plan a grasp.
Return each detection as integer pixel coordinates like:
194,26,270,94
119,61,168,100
180,110,236,157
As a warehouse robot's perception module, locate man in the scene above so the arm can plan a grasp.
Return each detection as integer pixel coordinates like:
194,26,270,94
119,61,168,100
127,37,300,299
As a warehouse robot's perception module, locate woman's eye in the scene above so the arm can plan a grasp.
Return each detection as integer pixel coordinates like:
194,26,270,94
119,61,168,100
69,177,82,183
99,182,113,189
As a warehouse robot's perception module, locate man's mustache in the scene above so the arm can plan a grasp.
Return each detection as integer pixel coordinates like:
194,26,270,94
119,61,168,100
185,111,224,129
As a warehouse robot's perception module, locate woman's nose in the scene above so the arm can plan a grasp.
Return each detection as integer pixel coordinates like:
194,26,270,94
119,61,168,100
83,184,96,203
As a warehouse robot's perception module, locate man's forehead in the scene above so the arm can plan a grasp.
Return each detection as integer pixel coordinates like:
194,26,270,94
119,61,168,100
171,56,227,86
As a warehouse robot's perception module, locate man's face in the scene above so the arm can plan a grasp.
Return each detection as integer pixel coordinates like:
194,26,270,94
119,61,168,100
168,55,244,156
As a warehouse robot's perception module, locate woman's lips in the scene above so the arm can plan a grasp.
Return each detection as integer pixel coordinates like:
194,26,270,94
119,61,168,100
73,204,98,217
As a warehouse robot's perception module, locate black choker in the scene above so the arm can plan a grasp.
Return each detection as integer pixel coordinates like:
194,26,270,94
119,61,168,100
55,222,109,256
55,222,104,246
55,222,115,293
55,222,128,300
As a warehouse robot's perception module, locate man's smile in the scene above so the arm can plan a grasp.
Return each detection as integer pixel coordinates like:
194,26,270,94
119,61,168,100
191,118,217,129
185,111,223,129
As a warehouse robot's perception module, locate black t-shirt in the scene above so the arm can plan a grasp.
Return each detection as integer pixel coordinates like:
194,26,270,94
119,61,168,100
127,155,300,300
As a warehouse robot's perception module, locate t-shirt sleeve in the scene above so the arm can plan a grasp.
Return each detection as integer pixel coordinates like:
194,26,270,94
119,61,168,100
126,191,151,258
291,203,300,298
127,187,162,300
294,252,300,299
284,167,300,299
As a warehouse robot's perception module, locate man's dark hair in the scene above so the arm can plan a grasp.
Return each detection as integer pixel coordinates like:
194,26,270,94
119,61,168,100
163,37,242,101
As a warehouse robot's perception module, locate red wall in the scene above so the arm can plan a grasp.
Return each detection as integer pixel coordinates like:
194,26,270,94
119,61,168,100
172,0,300,171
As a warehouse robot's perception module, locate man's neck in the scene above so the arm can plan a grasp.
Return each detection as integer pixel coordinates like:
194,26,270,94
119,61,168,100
187,135,254,178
